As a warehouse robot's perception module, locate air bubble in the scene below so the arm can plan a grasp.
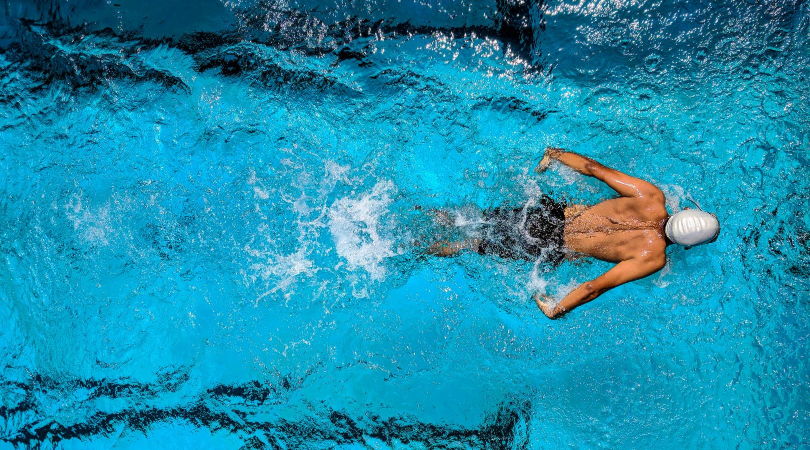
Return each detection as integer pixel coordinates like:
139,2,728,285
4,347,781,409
644,54,661,73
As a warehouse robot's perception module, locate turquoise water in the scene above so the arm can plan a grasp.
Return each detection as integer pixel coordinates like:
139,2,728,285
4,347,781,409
0,0,808,448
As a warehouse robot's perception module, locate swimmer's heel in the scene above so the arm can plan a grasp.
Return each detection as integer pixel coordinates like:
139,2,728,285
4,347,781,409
426,239,481,257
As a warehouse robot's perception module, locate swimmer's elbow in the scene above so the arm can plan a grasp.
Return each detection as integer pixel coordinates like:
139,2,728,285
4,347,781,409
583,160,609,178
583,282,607,301
583,161,597,176
639,255,666,275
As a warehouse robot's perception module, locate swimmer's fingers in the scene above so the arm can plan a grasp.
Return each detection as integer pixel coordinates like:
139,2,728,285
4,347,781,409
534,160,548,173
532,293,556,318
535,147,562,173
534,156,552,173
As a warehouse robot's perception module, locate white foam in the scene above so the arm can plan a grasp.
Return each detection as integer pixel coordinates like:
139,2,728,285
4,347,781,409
652,260,673,289
660,184,685,212
247,169,272,200
528,259,553,295
328,180,399,281
244,160,361,301
320,161,351,194
64,192,114,247
554,165,581,185
451,205,485,227
250,247,314,303
521,173,544,201
539,164,601,194
554,279,582,302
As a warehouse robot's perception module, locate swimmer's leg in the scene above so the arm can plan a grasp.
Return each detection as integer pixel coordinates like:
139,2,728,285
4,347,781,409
414,205,457,226
428,209,455,226
427,239,481,257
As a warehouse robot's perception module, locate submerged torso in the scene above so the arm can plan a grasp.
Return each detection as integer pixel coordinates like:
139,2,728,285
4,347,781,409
563,197,668,262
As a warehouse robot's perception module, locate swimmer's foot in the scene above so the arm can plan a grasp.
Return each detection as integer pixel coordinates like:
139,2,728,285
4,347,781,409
427,209,454,226
427,241,460,257
426,239,480,257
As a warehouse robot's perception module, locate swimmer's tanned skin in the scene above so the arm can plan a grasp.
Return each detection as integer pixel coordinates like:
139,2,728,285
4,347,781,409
532,147,668,319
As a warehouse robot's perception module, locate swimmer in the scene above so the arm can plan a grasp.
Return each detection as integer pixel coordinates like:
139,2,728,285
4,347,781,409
428,147,720,319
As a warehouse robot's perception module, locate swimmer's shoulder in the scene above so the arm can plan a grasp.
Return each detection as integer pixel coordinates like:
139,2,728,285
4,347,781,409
636,234,667,268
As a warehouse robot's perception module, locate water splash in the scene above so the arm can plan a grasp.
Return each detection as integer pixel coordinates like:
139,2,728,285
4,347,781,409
328,180,400,282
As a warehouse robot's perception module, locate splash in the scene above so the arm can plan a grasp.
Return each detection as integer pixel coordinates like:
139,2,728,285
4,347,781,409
64,192,114,247
527,260,551,295
328,180,399,282
660,184,685,212
248,246,314,303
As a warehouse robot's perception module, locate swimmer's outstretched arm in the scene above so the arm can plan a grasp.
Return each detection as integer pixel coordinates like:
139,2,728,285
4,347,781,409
533,256,665,319
535,147,663,199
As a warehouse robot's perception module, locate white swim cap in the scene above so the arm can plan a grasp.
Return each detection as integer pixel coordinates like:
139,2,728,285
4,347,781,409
665,209,720,247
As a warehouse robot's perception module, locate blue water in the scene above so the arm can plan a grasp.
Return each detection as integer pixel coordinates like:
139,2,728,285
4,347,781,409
0,0,808,448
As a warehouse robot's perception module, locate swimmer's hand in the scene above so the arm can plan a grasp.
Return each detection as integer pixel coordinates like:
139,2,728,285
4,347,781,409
533,293,561,319
534,147,564,173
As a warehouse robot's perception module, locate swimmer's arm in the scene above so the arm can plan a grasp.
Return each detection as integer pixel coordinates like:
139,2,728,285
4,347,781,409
535,148,662,199
533,257,665,319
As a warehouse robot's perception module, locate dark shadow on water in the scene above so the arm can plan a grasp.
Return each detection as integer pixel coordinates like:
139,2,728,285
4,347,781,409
3,373,534,449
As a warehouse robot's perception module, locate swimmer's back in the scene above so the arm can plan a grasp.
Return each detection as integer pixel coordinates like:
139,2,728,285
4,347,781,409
564,196,668,263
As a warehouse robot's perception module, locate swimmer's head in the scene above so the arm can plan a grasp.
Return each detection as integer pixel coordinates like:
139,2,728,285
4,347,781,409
665,209,720,247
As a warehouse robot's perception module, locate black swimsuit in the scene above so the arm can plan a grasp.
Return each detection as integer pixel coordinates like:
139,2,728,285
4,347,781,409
476,195,567,264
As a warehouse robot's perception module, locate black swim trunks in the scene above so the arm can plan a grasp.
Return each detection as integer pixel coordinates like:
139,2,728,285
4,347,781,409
476,195,567,264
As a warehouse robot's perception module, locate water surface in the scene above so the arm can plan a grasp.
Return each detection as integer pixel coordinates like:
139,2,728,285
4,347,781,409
0,0,808,448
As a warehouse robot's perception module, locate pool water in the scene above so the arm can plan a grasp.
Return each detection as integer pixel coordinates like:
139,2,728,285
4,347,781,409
0,0,808,448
